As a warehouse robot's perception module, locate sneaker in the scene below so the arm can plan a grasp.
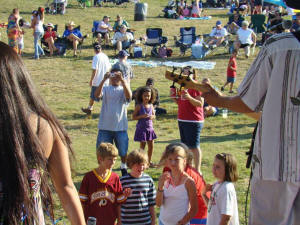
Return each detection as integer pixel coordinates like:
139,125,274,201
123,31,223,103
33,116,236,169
81,107,92,115
121,168,128,176
221,86,224,91
229,90,234,93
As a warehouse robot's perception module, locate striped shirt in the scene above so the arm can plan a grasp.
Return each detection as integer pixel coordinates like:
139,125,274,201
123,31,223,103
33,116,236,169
120,173,156,225
238,32,300,184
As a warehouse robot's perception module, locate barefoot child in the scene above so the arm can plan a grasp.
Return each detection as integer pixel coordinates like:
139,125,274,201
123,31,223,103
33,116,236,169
79,143,131,225
221,50,238,93
202,153,239,225
132,86,157,167
120,150,156,225
156,145,198,225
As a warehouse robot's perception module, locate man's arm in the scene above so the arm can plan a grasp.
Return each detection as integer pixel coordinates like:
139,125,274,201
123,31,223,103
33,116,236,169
89,69,97,87
94,72,110,99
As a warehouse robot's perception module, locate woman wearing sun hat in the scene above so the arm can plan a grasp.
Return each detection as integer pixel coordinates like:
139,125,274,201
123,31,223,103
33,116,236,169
43,23,58,56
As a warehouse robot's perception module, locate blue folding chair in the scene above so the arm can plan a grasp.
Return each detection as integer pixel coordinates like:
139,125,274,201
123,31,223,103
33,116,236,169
175,27,197,55
144,28,168,57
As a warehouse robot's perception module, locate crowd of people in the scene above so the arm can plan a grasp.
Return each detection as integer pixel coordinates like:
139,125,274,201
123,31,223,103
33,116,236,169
0,0,299,225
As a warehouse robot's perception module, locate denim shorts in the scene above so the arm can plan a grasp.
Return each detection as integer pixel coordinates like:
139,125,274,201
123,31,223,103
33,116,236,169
90,86,100,102
227,77,236,83
96,130,128,157
178,121,204,149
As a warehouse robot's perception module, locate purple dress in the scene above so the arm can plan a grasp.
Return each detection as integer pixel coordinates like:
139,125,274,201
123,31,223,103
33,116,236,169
134,104,157,142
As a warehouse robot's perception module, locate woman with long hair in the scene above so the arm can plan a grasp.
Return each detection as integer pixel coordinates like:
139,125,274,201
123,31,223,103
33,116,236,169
31,7,45,59
0,41,85,225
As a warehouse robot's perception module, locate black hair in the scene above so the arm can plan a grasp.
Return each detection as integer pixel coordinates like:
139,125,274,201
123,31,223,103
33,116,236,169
136,86,156,104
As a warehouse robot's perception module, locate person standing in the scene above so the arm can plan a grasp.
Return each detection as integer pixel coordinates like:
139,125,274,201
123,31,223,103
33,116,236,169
7,8,21,53
31,7,45,59
203,1,300,223
0,41,86,225
82,43,111,116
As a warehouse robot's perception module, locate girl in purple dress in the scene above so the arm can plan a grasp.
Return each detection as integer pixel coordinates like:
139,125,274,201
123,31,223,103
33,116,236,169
132,86,157,167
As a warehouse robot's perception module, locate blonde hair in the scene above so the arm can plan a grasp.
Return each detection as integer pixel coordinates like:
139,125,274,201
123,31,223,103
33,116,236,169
127,149,148,168
159,144,187,166
215,153,238,182
96,143,118,158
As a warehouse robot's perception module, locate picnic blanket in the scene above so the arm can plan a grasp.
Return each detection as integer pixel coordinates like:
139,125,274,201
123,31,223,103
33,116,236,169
178,16,212,20
110,59,216,70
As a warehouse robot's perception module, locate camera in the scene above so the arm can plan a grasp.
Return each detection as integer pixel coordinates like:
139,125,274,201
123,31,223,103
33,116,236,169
110,72,116,77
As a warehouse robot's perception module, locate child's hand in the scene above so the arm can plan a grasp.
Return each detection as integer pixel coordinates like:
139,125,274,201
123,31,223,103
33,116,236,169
140,114,149,119
158,172,171,189
149,115,155,120
104,72,111,80
202,184,212,195
181,90,191,100
177,219,186,225
123,188,132,198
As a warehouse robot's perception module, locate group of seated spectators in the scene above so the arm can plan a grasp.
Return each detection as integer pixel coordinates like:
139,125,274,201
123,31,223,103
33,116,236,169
177,0,202,17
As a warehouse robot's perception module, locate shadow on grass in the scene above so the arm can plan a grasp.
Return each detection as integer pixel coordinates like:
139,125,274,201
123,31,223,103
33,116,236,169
202,132,251,143
59,113,99,120
155,139,181,144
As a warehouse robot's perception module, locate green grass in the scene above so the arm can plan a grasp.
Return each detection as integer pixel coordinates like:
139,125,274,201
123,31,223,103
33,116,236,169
0,0,258,224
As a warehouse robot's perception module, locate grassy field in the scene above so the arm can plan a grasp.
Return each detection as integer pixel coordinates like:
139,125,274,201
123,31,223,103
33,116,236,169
0,0,258,224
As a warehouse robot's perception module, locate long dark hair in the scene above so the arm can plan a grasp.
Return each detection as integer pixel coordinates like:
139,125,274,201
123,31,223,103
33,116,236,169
136,86,156,104
0,42,73,224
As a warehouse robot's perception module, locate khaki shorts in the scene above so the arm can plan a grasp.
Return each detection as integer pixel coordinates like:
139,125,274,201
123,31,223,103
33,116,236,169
249,177,300,225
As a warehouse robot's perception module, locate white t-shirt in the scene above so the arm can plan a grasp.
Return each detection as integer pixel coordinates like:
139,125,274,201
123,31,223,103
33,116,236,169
210,27,228,38
112,32,134,45
96,20,112,33
91,52,111,87
237,28,254,45
207,181,239,225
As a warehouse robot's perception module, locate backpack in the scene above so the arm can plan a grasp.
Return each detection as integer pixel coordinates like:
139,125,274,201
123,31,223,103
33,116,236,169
158,46,167,58
166,48,173,57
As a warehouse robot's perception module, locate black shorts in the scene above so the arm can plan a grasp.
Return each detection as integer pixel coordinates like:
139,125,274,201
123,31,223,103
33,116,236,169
240,43,250,48
94,31,107,38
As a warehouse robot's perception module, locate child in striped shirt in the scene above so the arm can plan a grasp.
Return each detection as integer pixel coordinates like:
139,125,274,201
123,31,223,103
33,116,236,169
120,150,156,225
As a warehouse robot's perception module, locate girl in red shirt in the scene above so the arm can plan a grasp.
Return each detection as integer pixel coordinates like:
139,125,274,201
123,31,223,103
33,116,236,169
43,23,58,56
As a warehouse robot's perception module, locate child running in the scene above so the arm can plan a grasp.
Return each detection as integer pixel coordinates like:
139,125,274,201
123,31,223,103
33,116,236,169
156,145,198,225
79,143,130,225
120,150,156,225
202,153,239,225
132,86,157,167
221,49,237,93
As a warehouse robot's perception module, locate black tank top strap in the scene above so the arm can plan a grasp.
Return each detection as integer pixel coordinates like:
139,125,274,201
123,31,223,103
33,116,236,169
36,116,41,135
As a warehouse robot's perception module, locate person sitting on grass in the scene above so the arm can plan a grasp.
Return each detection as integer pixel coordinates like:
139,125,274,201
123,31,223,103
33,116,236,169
221,49,238,93
94,69,132,176
226,12,245,34
43,23,58,56
62,21,88,57
205,20,228,49
120,150,156,225
113,14,129,32
79,143,131,225
202,78,219,117
96,15,113,48
112,25,134,53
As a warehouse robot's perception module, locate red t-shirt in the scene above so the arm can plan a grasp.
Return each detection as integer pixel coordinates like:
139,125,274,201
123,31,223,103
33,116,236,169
227,56,237,78
43,30,56,40
177,89,204,122
79,170,126,225
163,165,210,220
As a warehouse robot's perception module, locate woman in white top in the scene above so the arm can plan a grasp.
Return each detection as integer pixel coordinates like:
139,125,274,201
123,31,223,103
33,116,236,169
156,145,198,225
31,7,45,59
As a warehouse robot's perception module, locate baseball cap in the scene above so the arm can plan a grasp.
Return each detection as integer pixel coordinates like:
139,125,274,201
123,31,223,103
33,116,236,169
285,0,300,9
103,15,110,19
118,50,130,58
216,20,222,26
93,42,101,50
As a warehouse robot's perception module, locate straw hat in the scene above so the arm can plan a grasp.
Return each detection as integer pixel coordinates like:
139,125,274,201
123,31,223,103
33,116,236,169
66,21,75,26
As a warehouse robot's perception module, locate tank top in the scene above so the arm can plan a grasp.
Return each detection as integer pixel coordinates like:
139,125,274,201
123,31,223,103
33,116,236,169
0,117,45,225
136,104,153,130
159,178,190,225
34,16,44,33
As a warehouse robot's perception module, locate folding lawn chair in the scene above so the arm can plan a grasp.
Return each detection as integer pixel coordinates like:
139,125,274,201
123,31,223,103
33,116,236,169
175,27,197,55
41,24,58,53
144,28,168,57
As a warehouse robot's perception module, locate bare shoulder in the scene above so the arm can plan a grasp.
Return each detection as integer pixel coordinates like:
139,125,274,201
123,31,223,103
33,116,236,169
185,176,196,189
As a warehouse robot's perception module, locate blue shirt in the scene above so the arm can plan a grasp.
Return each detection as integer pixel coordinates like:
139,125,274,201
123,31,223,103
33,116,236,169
63,28,82,38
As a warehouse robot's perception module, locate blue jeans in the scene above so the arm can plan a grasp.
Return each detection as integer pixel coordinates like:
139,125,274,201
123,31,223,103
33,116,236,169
96,130,128,157
178,121,204,149
34,31,44,59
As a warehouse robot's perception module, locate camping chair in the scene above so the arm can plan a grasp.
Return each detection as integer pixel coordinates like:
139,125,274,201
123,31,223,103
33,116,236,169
144,28,168,57
250,14,266,34
175,27,197,55
92,20,100,44
41,24,58,53
58,25,84,55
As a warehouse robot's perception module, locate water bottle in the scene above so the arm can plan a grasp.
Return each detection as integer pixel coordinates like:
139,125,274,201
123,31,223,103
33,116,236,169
87,217,97,225
222,109,228,118
170,85,177,98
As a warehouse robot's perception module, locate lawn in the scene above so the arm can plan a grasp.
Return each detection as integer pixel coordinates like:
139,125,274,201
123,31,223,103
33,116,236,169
0,0,258,224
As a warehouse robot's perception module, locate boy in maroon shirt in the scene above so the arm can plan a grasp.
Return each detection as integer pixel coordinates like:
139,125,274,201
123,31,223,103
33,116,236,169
221,49,237,93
